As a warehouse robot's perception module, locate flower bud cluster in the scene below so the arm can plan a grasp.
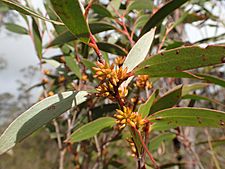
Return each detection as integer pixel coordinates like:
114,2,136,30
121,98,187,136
114,106,147,129
115,56,125,67
135,75,152,89
127,138,137,157
93,60,130,100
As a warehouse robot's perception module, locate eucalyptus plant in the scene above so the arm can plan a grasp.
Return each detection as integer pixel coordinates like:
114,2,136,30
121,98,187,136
0,0,225,169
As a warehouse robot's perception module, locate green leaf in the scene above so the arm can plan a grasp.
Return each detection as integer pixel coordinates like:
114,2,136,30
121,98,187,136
196,73,225,88
150,85,183,114
5,23,28,35
97,42,127,56
183,12,207,23
46,22,115,48
172,73,225,88
1,0,63,25
50,0,90,43
138,90,158,118
89,22,115,34
165,41,184,50
32,18,42,60
0,91,88,155
47,31,74,48
182,83,209,96
149,108,225,131
149,133,176,151
196,138,225,148
123,28,156,72
107,0,120,16
135,46,225,77
139,71,225,89
182,94,225,108
140,0,189,36
65,55,82,79
44,2,66,34
0,3,9,12
81,58,96,71
69,117,116,143
92,4,112,18
134,14,149,30
194,32,225,44
135,71,197,78
127,0,153,12
92,104,118,120
43,58,61,68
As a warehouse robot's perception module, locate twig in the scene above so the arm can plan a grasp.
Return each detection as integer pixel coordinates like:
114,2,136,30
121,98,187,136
205,129,221,169
83,0,105,63
88,33,104,63
157,24,173,53
143,122,151,162
84,0,96,20
132,126,159,169
94,135,102,157
111,5,135,46
53,119,66,169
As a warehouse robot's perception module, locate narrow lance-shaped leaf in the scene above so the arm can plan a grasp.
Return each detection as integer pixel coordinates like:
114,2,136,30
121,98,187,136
150,85,183,114
92,104,119,120
127,0,153,12
0,91,88,155
123,28,156,72
142,71,225,88
149,133,176,151
196,138,225,148
120,28,155,91
92,4,112,18
182,94,225,108
134,15,149,30
138,90,158,118
44,2,65,34
46,31,75,48
46,22,115,48
43,59,61,69
194,32,225,44
81,58,96,71
69,117,116,143
149,107,225,131
65,55,82,79
107,0,120,16
196,73,225,88
97,42,127,56
182,83,209,96
50,0,90,43
180,73,225,88
140,0,189,36
5,23,28,35
32,18,42,60
134,45,225,77
1,0,63,25
89,22,116,34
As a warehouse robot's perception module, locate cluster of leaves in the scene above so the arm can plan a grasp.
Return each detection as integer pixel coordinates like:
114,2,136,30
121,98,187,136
0,0,225,168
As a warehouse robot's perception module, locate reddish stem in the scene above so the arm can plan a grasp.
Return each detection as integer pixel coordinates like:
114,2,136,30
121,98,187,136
113,84,125,109
84,0,95,20
88,34,104,63
132,126,159,169
111,5,134,46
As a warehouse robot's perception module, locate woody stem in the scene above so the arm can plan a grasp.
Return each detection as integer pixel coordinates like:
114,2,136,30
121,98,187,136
113,84,125,109
88,34,104,64
132,126,159,169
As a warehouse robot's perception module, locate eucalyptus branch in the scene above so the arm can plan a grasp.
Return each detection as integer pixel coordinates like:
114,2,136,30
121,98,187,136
132,126,159,169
